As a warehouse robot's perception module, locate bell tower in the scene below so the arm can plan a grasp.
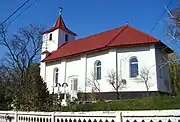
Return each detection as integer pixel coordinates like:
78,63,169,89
40,8,77,82
41,7,77,60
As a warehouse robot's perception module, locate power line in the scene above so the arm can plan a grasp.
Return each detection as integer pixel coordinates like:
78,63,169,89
1,0,31,26
148,0,180,57
148,0,180,53
7,0,38,27
149,0,172,34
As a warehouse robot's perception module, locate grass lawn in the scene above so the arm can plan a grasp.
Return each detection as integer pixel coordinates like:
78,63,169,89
59,95,180,112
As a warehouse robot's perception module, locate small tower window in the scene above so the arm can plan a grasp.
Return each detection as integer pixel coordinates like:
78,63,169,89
49,33,52,40
65,34,68,42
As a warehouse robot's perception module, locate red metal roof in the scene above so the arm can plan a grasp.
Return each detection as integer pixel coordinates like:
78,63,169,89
42,25,165,62
42,15,77,36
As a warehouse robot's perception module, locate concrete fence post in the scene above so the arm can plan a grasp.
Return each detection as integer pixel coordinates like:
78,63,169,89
14,111,18,122
120,112,123,122
116,112,123,122
51,112,55,122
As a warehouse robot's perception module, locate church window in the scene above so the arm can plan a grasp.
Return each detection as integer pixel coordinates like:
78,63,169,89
65,34,68,42
71,78,78,91
94,60,101,80
130,57,138,77
49,33,52,40
53,68,59,87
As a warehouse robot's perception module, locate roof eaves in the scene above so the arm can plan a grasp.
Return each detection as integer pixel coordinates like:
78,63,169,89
43,46,110,62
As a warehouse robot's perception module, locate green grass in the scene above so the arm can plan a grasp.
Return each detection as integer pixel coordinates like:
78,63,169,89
59,95,180,112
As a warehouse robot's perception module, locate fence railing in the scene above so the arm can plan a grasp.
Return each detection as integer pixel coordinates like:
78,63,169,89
0,110,180,122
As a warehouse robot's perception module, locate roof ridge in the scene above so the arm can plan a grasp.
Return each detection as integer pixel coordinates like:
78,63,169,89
105,25,128,47
55,26,126,50
74,26,125,41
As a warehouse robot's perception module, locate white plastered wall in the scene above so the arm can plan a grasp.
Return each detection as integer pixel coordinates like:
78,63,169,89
116,45,158,92
155,48,171,93
41,44,171,96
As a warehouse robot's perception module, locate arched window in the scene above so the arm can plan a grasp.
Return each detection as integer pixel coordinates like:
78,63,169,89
130,57,138,77
95,60,101,80
53,68,59,87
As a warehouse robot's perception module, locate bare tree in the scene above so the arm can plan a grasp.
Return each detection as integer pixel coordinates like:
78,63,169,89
87,71,100,93
168,53,180,95
138,67,152,97
0,24,44,74
106,69,126,99
0,24,45,109
166,6,180,42
165,4,180,62
164,4,180,95
87,71,100,100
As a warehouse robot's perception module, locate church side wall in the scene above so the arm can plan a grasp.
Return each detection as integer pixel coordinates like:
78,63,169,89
66,57,82,97
45,61,65,93
155,48,171,93
117,45,158,92
42,45,171,96
86,50,115,92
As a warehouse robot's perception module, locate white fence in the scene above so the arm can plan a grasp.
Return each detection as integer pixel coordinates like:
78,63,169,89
0,110,180,122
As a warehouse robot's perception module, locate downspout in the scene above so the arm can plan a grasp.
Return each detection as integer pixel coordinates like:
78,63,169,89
64,60,67,99
64,60,67,83
116,49,118,80
115,49,119,98
52,65,55,94
44,62,47,81
85,56,87,101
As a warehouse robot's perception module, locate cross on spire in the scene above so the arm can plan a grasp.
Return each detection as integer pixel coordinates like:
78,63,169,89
59,6,63,16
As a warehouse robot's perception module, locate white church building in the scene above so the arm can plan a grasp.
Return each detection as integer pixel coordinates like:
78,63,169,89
40,15,173,100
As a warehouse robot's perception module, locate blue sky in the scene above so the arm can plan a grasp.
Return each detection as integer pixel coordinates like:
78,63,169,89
0,0,179,58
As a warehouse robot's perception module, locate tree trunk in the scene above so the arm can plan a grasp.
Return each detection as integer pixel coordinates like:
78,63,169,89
116,90,120,99
145,82,149,97
146,91,149,97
